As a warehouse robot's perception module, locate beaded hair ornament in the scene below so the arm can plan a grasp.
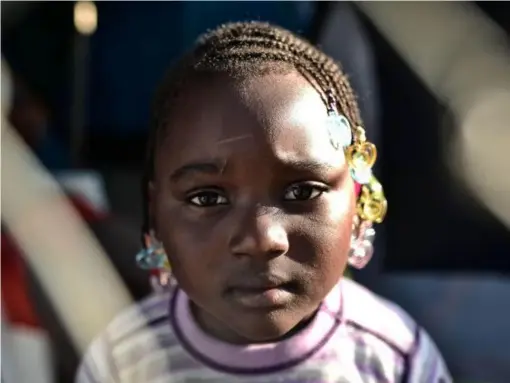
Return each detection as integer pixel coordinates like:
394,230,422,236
324,92,387,269
136,91,387,287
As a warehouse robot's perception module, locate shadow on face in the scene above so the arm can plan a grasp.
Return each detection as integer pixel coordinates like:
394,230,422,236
151,70,356,343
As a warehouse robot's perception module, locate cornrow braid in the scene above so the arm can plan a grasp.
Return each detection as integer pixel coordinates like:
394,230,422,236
141,21,363,249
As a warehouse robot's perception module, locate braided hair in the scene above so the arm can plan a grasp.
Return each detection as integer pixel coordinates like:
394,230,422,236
141,21,363,249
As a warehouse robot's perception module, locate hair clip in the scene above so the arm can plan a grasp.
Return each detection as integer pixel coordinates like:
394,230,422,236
325,90,352,149
350,166,372,185
357,176,387,223
326,112,353,150
326,91,387,226
346,126,377,185
348,219,376,269
344,126,387,224
136,246,166,270
136,233,170,270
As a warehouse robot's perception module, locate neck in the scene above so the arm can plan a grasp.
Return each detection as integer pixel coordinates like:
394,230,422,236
190,301,319,345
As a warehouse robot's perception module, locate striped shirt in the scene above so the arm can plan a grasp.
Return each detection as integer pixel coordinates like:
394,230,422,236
76,278,451,382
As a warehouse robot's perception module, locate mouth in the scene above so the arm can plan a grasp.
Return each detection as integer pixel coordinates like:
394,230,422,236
227,278,298,309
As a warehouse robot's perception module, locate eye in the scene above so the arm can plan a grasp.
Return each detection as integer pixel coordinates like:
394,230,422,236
188,190,229,207
283,183,328,201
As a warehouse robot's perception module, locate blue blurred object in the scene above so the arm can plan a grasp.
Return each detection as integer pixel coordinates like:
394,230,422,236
379,274,510,383
89,2,316,135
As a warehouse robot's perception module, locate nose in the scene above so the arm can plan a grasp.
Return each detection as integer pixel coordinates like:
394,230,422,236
229,207,289,259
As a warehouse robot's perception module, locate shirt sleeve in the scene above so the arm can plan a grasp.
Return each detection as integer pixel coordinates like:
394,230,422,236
408,327,452,383
75,336,116,383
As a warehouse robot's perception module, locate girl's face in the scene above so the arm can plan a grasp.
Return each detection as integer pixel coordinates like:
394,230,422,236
151,71,355,343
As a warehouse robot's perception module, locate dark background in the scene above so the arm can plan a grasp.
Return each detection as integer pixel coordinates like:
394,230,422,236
2,1,509,270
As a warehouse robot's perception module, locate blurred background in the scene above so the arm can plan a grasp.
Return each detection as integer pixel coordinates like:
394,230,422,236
2,2,510,382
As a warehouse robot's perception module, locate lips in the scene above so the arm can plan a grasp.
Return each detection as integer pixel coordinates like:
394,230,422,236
227,275,296,309
228,273,292,291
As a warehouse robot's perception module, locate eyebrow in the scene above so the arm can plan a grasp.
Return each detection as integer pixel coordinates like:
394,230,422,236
169,158,335,182
169,160,226,182
281,158,335,173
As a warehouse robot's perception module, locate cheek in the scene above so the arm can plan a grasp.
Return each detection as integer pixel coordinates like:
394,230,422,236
307,188,354,272
288,189,354,303
154,198,226,288
328,189,355,224
159,222,219,295
157,213,213,262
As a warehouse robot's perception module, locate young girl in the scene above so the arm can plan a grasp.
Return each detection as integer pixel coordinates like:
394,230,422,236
77,22,451,382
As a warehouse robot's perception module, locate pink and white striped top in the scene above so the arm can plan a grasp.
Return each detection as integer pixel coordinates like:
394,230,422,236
76,278,451,382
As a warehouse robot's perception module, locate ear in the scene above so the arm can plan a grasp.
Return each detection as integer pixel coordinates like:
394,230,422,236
147,181,159,239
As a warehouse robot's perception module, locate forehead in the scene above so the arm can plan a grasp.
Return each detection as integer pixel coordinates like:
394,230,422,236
156,71,339,170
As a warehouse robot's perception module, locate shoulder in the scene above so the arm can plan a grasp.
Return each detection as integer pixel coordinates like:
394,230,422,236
75,291,177,383
340,278,452,381
341,278,418,355
106,290,172,342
